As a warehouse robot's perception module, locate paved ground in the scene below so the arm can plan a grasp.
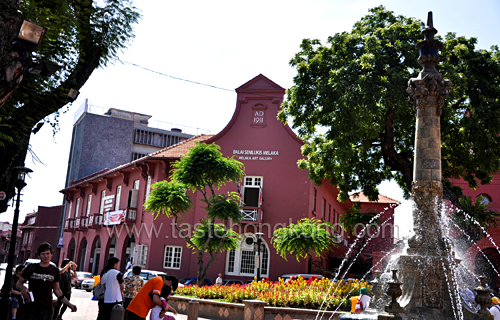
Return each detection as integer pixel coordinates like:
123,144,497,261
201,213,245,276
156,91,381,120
0,271,212,320
63,290,214,320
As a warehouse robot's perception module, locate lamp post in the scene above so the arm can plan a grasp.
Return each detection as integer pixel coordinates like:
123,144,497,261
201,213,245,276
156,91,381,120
0,166,32,317
254,232,265,281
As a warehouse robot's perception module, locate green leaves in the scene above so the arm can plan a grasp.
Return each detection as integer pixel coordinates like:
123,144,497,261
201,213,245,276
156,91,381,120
188,220,241,254
172,143,244,192
144,180,191,219
272,218,338,262
280,5,500,203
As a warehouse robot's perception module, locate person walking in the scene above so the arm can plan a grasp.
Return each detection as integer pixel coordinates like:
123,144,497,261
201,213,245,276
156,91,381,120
10,264,25,320
52,259,77,320
123,266,144,320
16,242,77,320
126,275,178,320
97,257,124,320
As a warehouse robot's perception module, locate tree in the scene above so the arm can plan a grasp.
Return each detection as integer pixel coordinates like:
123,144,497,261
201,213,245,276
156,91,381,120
0,0,140,212
278,6,500,208
144,142,244,285
272,217,338,275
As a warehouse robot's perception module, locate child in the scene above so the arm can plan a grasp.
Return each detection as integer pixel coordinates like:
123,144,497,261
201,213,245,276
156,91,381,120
150,285,178,320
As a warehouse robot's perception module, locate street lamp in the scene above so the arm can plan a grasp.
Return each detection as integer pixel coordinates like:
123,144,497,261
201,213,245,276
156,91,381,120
0,166,32,317
254,232,265,281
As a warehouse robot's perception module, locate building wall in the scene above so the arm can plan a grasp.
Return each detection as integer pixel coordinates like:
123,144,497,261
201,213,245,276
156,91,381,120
69,113,134,183
19,205,62,264
60,75,396,282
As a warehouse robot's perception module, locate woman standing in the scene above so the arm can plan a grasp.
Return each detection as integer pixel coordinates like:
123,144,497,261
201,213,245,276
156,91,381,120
97,257,124,320
53,259,77,320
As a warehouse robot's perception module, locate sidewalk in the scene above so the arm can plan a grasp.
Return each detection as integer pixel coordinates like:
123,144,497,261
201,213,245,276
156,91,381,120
62,295,214,320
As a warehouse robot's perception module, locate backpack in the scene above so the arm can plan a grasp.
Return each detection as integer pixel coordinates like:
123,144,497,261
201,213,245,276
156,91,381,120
93,282,105,300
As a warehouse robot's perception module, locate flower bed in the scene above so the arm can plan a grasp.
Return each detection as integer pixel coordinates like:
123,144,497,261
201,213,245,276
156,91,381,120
176,276,372,311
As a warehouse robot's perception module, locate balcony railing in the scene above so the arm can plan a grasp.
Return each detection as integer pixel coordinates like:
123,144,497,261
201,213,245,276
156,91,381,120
76,217,88,231
88,213,103,229
240,207,263,223
64,218,75,232
124,207,137,223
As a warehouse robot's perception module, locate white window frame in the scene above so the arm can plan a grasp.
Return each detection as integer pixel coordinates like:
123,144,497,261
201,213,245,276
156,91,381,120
241,176,263,207
145,176,152,201
100,190,106,215
75,198,81,218
115,185,122,211
86,194,92,217
225,233,270,277
163,245,182,270
133,180,140,190
67,201,73,219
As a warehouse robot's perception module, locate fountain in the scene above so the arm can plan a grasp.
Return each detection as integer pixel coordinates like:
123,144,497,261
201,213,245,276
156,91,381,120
337,12,493,320
380,12,490,320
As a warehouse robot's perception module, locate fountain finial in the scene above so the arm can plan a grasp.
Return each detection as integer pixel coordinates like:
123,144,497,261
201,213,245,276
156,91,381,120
422,11,438,41
426,11,433,29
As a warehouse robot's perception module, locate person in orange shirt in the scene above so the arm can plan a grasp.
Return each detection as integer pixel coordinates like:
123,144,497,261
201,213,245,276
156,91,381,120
126,275,178,320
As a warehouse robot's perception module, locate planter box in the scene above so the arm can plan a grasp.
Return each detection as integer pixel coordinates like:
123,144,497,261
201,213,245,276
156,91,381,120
169,296,344,320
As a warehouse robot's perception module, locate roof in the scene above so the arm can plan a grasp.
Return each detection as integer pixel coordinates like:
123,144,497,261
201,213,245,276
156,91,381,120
349,191,401,204
61,134,213,191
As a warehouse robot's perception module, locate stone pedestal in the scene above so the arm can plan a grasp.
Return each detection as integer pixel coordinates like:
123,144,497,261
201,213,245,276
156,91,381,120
187,298,199,320
243,300,267,320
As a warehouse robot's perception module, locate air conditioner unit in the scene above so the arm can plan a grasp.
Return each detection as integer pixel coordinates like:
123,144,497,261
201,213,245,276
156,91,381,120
128,189,139,208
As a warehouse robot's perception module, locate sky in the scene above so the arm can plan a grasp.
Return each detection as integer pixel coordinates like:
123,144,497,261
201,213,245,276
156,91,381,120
2,0,499,238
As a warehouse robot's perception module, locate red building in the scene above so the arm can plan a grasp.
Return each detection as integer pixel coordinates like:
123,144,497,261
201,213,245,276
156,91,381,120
59,75,398,280
451,174,500,286
19,205,62,264
0,222,21,264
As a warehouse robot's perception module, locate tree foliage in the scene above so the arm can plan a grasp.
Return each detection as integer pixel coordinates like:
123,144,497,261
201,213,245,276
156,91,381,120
0,0,140,212
278,6,500,205
272,218,338,274
144,142,245,285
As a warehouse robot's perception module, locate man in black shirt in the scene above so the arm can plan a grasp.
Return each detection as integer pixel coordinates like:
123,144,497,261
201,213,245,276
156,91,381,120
16,242,77,320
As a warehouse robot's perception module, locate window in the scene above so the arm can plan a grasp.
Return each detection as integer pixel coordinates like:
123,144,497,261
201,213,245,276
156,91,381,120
86,194,92,217
100,190,106,214
242,176,263,207
133,180,140,190
145,176,152,201
22,233,28,245
133,244,148,268
28,217,36,225
225,234,270,277
67,201,73,219
478,194,492,206
328,204,332,223
28,232,33,244
131,152,148,161
115,186,122,211
321,199,326,220
313,188,317,212
75,198,81,218
163,246,182,269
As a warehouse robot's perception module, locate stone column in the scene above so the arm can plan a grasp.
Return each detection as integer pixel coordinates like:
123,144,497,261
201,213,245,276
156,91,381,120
243,300,267,320
406,12,451,256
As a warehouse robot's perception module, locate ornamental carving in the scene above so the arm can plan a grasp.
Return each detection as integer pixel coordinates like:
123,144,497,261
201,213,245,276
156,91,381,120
406,73,451,114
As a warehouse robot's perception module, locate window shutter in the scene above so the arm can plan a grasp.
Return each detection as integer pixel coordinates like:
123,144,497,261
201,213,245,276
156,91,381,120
128,189,139,208
133,244,148,268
